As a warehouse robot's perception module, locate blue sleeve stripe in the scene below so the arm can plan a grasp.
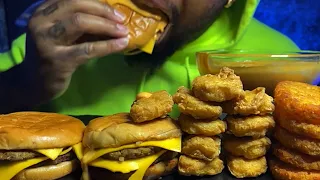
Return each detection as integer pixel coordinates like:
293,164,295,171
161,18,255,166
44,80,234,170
15,0,45,27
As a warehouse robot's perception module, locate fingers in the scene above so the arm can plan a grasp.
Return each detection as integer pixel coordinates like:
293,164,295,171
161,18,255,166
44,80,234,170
47,13,128,45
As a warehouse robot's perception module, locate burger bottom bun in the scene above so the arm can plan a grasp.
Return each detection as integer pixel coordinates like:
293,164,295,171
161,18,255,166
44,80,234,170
13,160,79,180
88,157,178,180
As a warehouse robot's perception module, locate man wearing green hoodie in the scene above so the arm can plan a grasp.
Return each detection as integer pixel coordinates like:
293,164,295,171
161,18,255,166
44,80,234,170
0,0,298,116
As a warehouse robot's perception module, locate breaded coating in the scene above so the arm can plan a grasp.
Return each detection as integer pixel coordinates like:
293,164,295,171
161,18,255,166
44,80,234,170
192,67,244,102
226,115,275,138
172,86,222,119
275,112,320,139
182,136,221,161
178,114,227,136
274,81,320,125
223,136,271,159
178,155,224,176
274,127,320,156
130,90,174,123
227,155,267,178
223,87,275,116
270,158,320,180
273,144,320,171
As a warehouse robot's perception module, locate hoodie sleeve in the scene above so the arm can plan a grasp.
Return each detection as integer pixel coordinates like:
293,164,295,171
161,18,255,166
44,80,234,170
0,34,26,72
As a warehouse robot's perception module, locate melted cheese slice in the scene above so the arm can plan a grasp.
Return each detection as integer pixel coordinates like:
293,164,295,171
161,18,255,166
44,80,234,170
72,143,84,160
0,144,82,180
89,150,166,175
82,137,181,164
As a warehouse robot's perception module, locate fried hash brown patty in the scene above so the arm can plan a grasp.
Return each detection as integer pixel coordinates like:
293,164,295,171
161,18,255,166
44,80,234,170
178,114,227,136
227,155,267,178
102,147,162,161
178,155,224,176
172,86,222,119
273,144,320,171
130,90,174,123
223,87,275,116
192,67,244,102
223,136,271,159
274,81,320,125
269,158,320,180
274,127,320,156
182,136,221,161
226,115,275,138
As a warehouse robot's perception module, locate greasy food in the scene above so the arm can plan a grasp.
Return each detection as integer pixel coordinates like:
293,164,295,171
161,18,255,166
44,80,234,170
274,127,320,156
274,81,320,125
178,114,227,136
223,87,274,116
227,156,267,178
273,144,320,171
270,158,320,180
192,67,244,102
130,90,174,123
173,86,222,119
182,136,221,161
178,155,224,176
275,112,320,139
226,115,275,138
223,136,271,159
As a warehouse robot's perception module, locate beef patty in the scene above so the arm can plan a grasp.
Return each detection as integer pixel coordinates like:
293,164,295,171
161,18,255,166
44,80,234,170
102,147,163,161
30,151,76,168
0,150,41,161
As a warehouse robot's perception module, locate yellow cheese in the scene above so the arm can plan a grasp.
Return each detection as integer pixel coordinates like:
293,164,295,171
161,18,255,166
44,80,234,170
33,148,63,160
0,157,48,180
72,143,84,160
89,150,166,174
83,137,181,164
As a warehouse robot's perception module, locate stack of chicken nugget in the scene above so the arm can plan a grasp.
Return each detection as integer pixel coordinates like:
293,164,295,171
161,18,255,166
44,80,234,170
220,72,275,178
270,81,320,180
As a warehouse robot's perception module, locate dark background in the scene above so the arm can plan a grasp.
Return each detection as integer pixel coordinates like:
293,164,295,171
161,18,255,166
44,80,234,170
0,0,320,52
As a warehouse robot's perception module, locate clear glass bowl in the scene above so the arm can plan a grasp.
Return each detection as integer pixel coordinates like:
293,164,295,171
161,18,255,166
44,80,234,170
196,50,320,95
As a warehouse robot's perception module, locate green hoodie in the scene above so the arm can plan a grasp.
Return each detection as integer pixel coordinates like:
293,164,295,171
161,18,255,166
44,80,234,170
0,0,299,117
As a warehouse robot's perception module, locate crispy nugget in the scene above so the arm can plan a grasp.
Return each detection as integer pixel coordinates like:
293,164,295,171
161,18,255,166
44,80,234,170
172,86,222,119
270,158,320,180
273,144,320,171
178,155,224,176
182,136,221,161
178,114,227,136
192,67,244,102
226,115,275,138
224,136,271,159
130,90,174,123
223,87,275,116
227,155,267,178
274,127,320,156
274,81,320,125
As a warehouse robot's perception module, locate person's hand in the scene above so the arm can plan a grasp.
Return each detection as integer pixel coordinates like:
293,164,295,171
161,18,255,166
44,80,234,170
25,0,129,97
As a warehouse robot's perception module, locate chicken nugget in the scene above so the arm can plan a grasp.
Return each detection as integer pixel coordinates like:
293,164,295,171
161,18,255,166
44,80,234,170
173,86,222,119
275,110,320,139
130,90,174,123
270,158,320,180
192,67,244,102
274,81,320,125
178,155,224,176
274,127,320,156
223,87,275,116
273,144,320,171
178,114,227,136
182,136,221,161
224,136,271,159
227,155,267,178
226,115,275,138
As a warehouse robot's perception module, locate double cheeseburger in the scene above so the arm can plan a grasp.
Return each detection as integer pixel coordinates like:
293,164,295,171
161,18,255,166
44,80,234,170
82,113,181,180
101,0,168,54
0,112,85,180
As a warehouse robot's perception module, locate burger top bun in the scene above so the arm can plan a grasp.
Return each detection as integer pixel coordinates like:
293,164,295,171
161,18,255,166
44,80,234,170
0,112,85,150
101,0,168,54
83,113,181,149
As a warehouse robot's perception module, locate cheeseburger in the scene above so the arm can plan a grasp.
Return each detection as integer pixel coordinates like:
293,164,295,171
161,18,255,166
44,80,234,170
0,112,85,180
101,0,168,54
82,113,182,180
